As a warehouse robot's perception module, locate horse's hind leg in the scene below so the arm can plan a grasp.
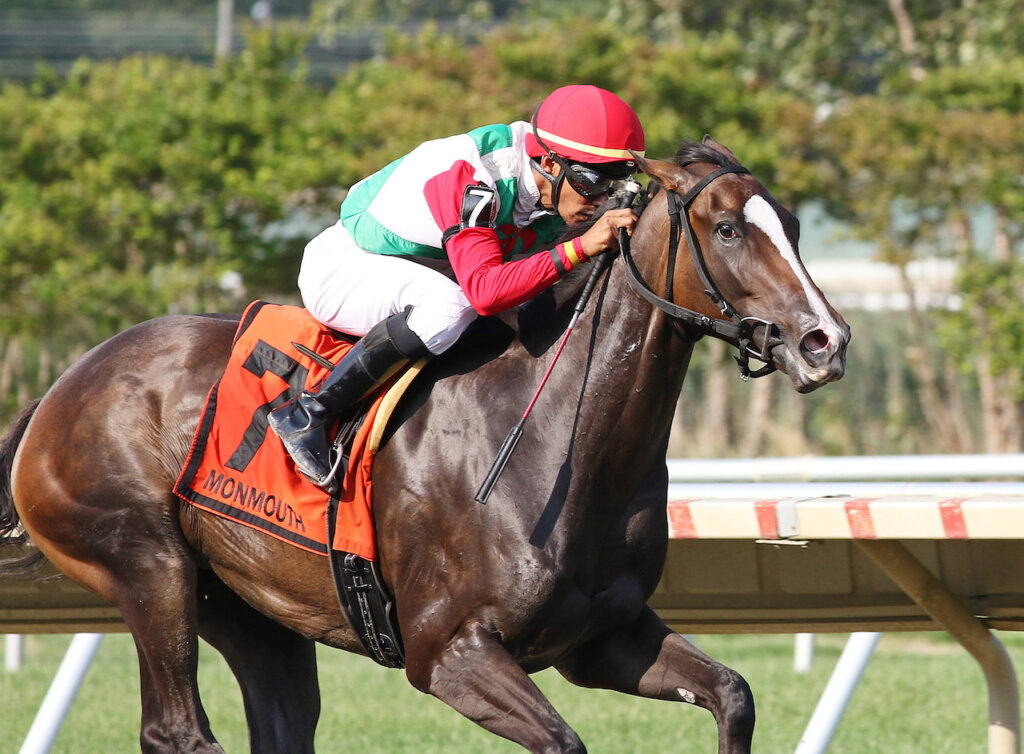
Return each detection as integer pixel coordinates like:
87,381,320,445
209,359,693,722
109,545,223,753
195,570,320,754
556,605,755,754
14,475,220,751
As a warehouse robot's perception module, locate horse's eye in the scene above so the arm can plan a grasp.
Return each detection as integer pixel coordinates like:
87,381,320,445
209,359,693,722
716,223,738,241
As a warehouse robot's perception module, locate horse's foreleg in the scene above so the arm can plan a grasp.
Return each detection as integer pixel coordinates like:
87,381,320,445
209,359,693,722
195,571,320,754
405,624,586,754
555,605,754,754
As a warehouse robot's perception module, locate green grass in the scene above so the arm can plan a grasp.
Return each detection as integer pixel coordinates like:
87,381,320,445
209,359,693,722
2,631,1022,752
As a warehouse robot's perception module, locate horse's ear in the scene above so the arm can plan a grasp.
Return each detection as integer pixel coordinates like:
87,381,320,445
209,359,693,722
701,135,741,165
631,152,690,191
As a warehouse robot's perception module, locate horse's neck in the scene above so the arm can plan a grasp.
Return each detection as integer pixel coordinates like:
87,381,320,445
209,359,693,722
545,252,694,494
478,219,695,522
602,259,690,404
588,197,693,420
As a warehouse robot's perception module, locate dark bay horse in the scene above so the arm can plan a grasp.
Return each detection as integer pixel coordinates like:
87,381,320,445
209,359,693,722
0,138,849,753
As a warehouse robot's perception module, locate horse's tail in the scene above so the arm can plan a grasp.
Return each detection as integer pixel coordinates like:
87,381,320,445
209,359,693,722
0,400,47,575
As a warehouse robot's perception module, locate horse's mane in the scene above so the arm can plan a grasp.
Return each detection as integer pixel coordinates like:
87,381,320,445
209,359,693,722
674,141,734,168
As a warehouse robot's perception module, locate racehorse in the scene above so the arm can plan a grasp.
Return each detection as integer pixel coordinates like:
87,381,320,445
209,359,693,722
0,138,849,754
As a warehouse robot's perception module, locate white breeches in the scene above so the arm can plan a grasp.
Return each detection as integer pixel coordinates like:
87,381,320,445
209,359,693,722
298,220,478,355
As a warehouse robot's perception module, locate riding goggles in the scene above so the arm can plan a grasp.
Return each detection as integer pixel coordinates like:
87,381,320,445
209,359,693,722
563,163,618,198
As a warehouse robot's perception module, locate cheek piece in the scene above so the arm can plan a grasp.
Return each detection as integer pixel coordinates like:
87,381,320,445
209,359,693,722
530,155,623,215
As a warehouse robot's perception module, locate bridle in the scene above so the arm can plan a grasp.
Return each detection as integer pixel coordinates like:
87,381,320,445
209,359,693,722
476,166,780,504
619,164,783,380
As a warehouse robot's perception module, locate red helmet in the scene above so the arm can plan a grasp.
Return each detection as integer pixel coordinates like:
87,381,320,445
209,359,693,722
526,85,645,170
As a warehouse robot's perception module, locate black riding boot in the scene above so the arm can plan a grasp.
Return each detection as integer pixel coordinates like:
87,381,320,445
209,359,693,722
269,309,429,489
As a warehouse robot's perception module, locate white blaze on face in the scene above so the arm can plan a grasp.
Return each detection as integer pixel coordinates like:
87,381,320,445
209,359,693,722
742,194,840,342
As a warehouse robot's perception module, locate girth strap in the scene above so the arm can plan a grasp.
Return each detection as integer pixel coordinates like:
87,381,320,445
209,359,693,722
327,496,405,668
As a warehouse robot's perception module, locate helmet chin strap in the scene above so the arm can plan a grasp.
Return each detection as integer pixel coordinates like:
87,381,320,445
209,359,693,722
530,158,565,217
530,109,576,218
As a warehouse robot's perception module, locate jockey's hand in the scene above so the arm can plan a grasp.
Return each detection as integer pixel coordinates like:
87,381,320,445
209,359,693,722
578,208,638,259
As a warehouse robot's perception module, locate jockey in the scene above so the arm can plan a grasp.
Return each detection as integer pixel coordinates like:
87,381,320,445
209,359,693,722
269,84,646,489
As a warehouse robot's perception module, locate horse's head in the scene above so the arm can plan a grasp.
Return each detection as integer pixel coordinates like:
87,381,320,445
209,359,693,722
631,137,850,393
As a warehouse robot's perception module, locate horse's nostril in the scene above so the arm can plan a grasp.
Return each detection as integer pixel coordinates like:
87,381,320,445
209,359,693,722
801,329,830,355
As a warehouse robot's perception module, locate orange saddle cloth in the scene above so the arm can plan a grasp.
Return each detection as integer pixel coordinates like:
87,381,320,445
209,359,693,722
174,301,406,561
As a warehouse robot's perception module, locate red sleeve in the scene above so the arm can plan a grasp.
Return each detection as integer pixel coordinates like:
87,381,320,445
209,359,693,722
423,159,585,316
448,228,580,316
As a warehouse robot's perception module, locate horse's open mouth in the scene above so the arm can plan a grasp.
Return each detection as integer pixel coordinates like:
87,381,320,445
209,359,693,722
782,351,848,393
773,323,850,393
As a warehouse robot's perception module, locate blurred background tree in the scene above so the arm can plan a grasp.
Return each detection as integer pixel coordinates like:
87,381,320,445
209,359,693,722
0,0,1020,454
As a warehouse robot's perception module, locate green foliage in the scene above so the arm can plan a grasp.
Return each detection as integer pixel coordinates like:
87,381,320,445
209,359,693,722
939,259,1024,400
0,10,821,343
887,57,1024,113
2,1,1023,449
0,24,342,346
4,0,315,13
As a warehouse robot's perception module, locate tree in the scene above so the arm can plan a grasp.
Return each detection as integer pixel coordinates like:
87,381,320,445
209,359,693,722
3,2,1023,454
0,25,343,346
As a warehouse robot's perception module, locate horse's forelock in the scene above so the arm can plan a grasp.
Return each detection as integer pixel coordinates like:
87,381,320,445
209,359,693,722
674,141,733,169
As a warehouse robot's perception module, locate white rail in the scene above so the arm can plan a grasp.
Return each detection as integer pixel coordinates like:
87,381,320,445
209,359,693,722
667,453,1024,482
18,634,104,754
667,453,1024,501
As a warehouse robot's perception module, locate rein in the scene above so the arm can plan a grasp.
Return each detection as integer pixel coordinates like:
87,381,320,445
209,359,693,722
619,165,781,380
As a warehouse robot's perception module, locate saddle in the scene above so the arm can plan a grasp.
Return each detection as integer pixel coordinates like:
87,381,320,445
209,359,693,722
175,300,419,667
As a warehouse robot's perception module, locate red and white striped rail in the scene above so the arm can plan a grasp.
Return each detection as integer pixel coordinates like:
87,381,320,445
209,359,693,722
666,453,1024,541
666,494,1024,540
